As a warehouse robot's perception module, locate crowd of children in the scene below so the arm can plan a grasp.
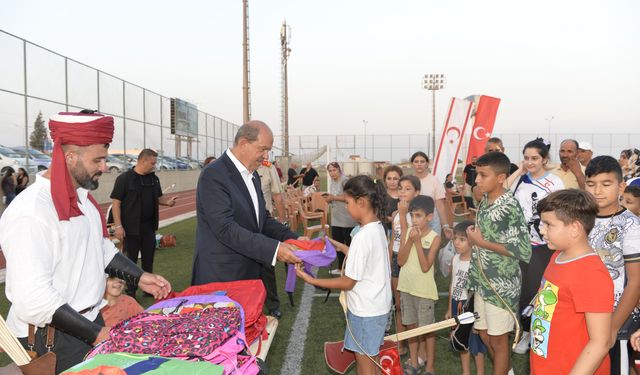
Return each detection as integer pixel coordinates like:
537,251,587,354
294,142,640,375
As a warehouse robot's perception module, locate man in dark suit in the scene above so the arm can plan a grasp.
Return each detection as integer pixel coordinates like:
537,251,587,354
192,121,302,317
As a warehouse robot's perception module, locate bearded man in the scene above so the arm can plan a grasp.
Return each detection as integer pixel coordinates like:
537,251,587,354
0,110,171,373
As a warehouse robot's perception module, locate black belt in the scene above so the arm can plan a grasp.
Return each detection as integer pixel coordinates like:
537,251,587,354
78,306,94,315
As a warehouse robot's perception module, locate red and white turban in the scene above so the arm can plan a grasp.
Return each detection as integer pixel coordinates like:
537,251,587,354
48,111,114,236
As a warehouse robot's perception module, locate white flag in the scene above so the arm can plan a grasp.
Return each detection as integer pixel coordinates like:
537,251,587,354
432,98,473,183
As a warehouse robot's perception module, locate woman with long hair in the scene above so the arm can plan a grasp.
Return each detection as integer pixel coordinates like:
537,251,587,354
15,168,29,195
382,165,402,231
324,162,357,275
410,151,453,237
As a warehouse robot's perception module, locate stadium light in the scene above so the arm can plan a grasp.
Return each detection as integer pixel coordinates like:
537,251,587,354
423,74,446,158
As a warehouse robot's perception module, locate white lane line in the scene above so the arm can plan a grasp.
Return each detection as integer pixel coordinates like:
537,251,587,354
280,281,315,375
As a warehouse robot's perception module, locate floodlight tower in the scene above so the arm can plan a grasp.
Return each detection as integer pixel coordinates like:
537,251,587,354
423,74,446,158
242,0,252,123
280,21,292,156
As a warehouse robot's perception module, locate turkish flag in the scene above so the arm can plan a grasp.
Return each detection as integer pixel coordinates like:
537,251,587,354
432,97,473,183
466,95,501,164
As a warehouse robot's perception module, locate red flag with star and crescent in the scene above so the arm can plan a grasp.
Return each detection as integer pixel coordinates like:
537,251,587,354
432,97,473,183
465,95,501,164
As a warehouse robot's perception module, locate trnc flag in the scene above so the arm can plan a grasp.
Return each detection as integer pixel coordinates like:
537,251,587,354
466,95,501,164
432,97,473,183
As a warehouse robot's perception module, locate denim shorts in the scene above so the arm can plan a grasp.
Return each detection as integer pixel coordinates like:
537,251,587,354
344,310,388,356
452,299,487,356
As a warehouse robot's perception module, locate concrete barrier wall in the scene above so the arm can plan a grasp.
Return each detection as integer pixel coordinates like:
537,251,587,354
91,170,201,203
3,170,201,206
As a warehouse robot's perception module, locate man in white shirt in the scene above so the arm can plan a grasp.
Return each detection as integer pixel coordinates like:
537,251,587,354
0,111,171,373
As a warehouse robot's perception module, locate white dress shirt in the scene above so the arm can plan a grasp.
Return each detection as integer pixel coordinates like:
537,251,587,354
226,149,280,266
0,173,119,337
226,149,260,223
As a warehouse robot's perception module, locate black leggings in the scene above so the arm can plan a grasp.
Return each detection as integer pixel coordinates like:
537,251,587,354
331,226,354,269
519,244,555,330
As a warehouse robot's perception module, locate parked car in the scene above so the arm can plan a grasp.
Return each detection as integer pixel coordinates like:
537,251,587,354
157,156,178,171
110,153,138,168
176,156,202,170
165,156,189,170
0,145,35,176
11,146,51,171
106,155,129,173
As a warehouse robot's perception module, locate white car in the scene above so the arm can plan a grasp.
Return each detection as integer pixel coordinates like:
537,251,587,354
0,145,34,176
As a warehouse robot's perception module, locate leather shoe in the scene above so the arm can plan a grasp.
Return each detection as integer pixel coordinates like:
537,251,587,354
269,309,283,319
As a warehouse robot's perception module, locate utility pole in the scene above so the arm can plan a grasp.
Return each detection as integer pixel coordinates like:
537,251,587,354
280,21,291,156
242,0,251,123
423,74,446,158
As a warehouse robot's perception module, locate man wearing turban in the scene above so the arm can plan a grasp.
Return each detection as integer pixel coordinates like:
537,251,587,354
0,110,172,373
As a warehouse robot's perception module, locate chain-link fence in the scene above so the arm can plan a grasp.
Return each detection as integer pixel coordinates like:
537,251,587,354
4,29,638,173
276,133,640,165
0,29,239,173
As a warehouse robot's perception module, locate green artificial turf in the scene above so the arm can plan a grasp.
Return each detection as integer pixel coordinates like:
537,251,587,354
0,215,531,374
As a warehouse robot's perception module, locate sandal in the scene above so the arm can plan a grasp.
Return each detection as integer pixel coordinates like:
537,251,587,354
403,364,420,375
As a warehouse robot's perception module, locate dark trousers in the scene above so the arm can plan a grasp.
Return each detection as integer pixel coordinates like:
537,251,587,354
261,264,280,312
331,226,354,270
519,244,555,330
19,314,105,374
124,221,156,294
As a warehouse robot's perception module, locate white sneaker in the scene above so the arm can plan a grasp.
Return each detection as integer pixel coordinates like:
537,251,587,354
329,269,341,276
513,331,530,354
508,369,515,375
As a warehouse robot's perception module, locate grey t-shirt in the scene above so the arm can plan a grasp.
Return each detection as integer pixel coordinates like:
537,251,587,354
329,175,357,228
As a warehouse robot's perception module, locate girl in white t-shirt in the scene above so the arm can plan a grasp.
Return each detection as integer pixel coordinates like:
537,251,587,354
296,175,391,375
507,138,564,354
388,175,420,354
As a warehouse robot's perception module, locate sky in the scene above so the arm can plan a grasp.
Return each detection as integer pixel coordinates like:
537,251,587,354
1,0,639,143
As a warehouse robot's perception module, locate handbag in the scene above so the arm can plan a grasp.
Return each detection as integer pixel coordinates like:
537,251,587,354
450,295,475,352
18,325,56,375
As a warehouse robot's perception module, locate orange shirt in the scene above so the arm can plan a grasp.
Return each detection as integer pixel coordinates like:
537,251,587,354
101,295,144,327
530,252,613,375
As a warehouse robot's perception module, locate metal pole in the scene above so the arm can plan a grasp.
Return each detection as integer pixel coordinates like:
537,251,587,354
363,120,367,159
64,58,69,111
432,89,436,159
242,0,251,123
23,40,29,157
122,81,126,155
142,89,146,148
97,70,101,112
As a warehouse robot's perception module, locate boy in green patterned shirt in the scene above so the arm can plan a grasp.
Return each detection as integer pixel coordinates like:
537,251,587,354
466,152,531,375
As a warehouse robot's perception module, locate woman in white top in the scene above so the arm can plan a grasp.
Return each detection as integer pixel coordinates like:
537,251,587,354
508,138,565,353
410,151,453,238
324,162,357,275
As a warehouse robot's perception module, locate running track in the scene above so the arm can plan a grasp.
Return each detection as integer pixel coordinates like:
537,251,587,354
97,189,197,222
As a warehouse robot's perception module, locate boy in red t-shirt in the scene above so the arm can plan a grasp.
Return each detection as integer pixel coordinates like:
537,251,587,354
530,189,614,374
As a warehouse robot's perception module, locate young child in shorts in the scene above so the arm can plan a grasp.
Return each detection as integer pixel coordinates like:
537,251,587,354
530,189,614,374
447,220,487,375
466,152,531,375
585,156,640,374
296,175,391,375
388,175,420,353
396,195,441,375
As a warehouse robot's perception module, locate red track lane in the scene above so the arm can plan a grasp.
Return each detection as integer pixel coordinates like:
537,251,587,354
97,189,197,221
